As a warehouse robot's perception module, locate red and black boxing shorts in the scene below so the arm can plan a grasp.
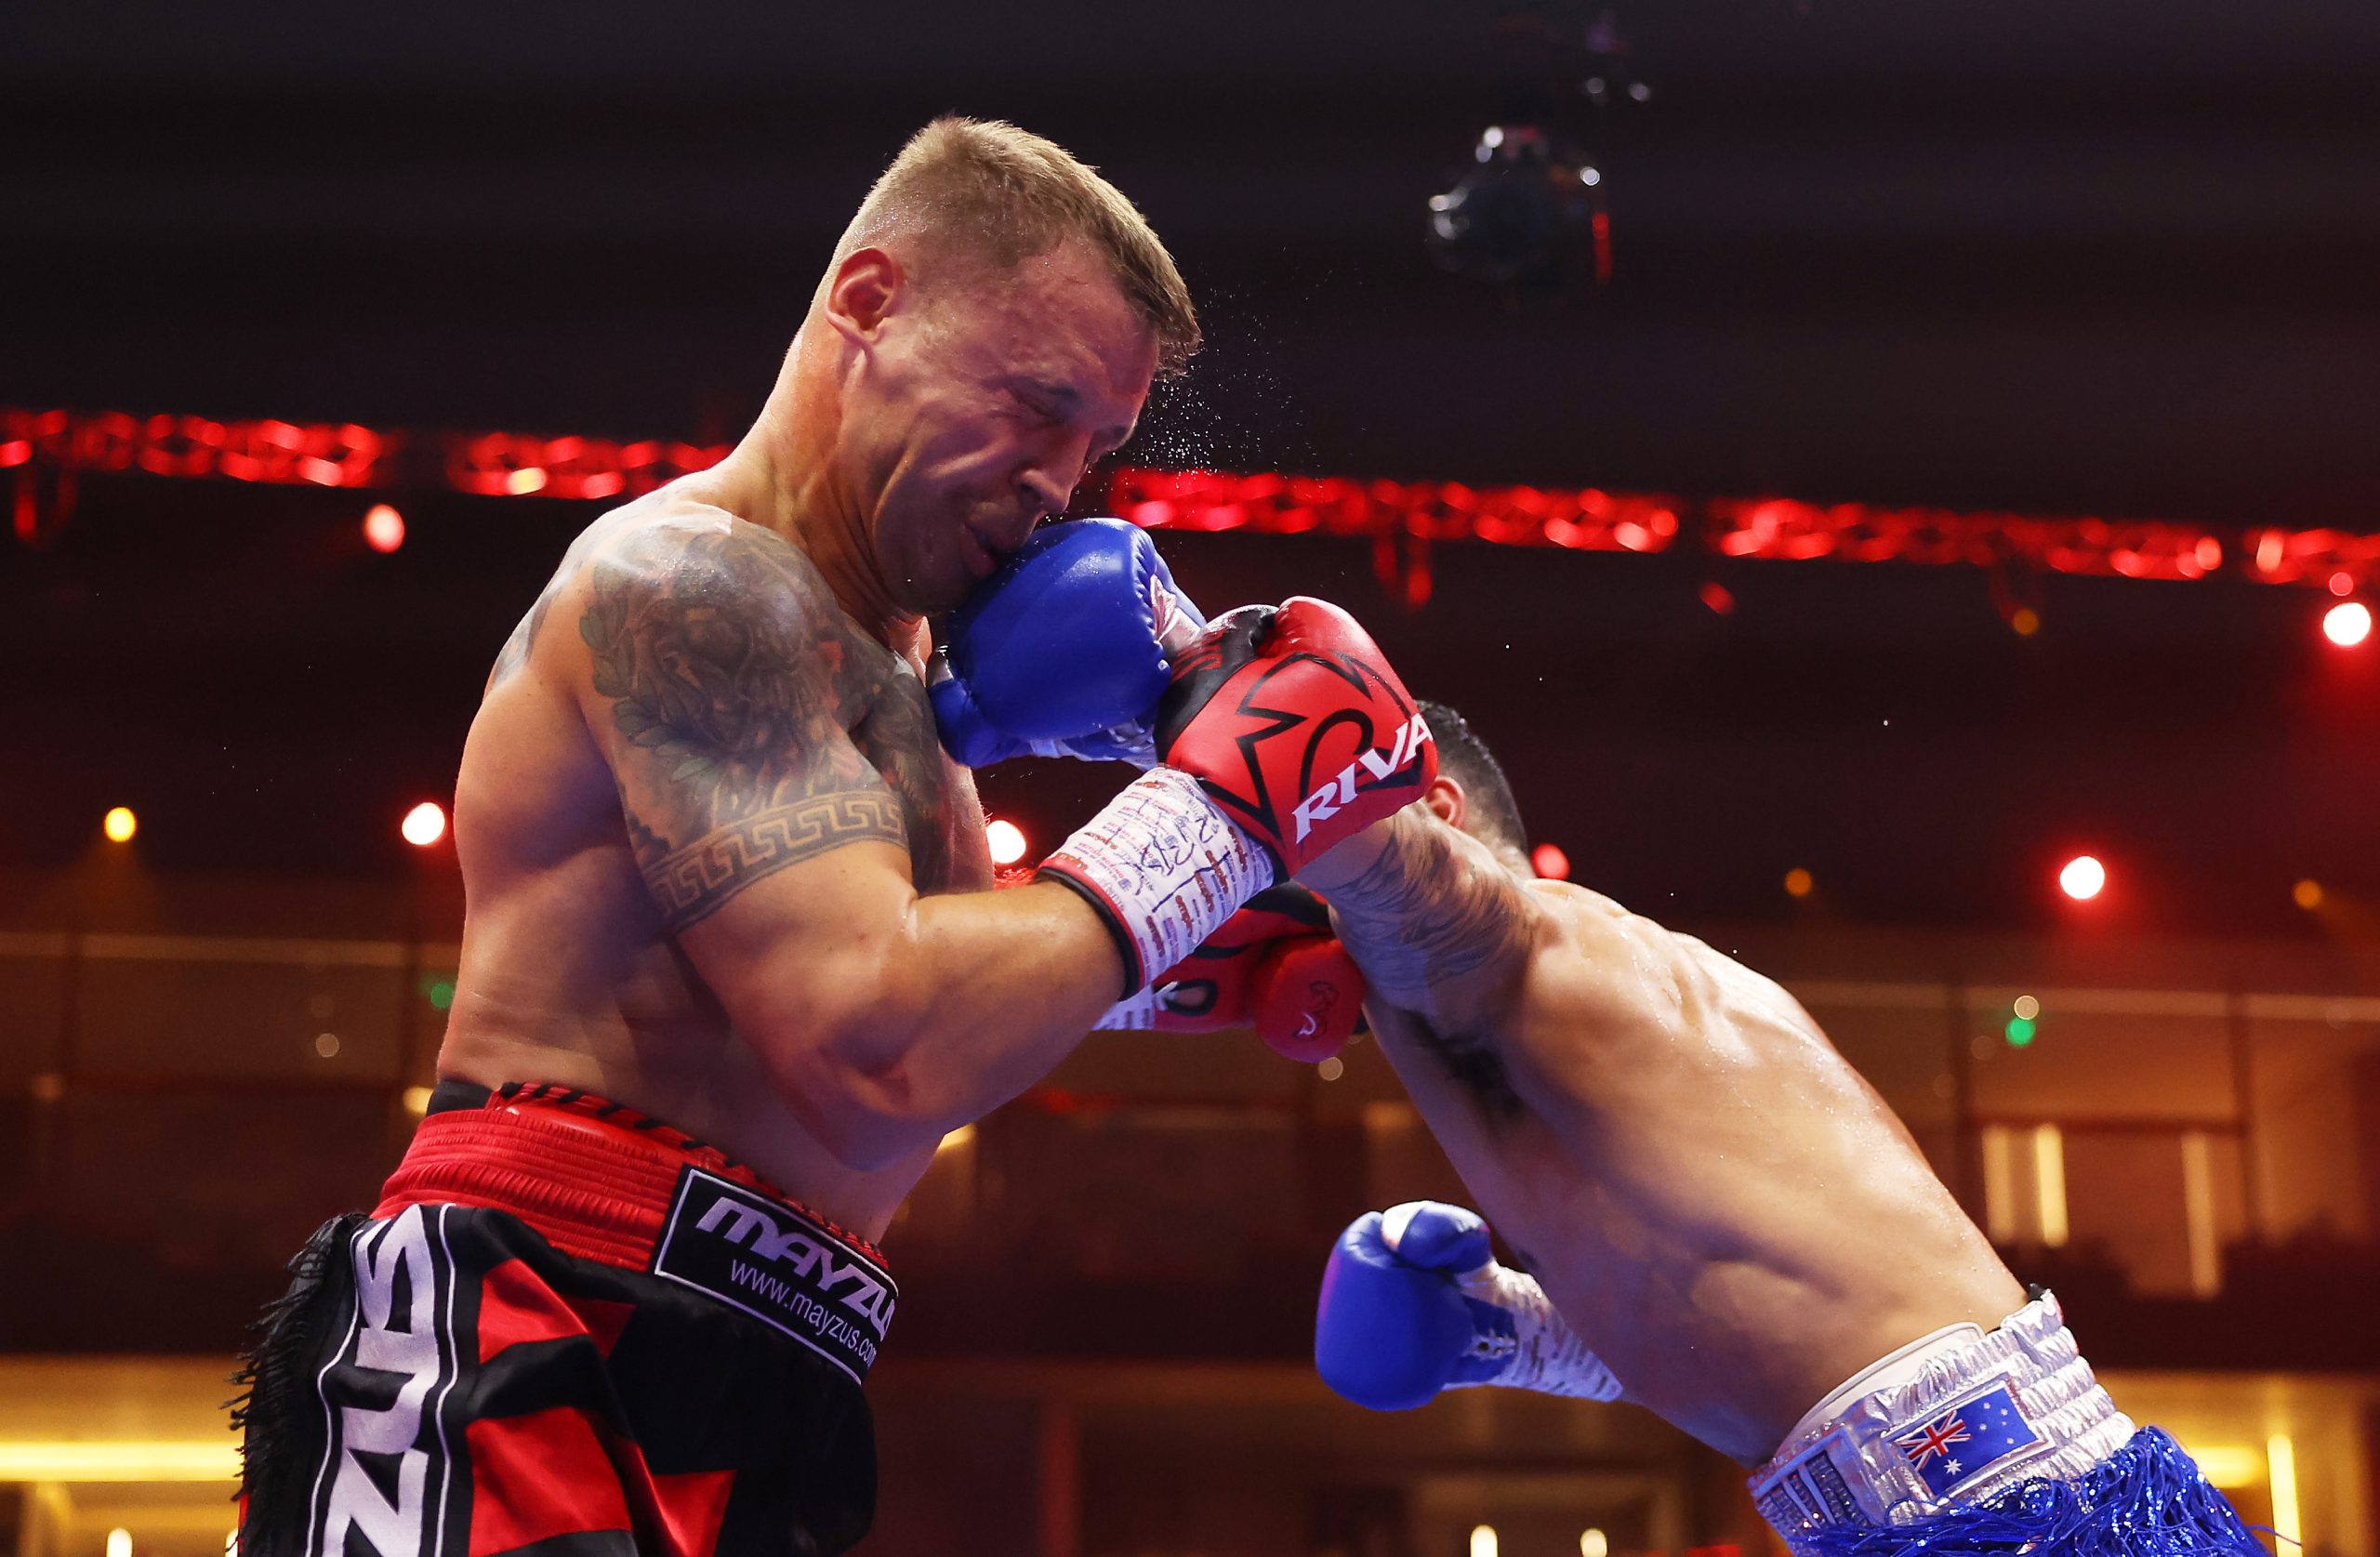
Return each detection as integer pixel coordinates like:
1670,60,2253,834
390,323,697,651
232,1081,893,1557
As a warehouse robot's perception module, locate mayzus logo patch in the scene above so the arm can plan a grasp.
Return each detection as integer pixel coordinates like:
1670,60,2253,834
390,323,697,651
651,1167,897,1384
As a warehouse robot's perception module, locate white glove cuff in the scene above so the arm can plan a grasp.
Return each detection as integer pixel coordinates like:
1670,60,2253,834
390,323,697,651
1040,766,1273,996
1456,1263,1624,1402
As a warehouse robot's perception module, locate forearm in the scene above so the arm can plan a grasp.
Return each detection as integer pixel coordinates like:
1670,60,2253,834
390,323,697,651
766,877,1124,1166
884,881,1125,1124
1300,808,1540,1031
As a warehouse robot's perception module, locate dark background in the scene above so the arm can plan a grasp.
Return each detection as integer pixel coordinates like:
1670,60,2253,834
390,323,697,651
2,19,2376,1551
6,0,2378,933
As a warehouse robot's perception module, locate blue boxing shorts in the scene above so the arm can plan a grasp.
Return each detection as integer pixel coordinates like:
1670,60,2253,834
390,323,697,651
1752,1290,2268,1557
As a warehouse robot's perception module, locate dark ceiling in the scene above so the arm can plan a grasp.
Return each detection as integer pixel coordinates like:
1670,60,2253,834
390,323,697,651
5,0,2377,936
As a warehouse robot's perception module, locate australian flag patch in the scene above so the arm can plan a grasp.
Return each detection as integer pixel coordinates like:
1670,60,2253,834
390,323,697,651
1891,1382,2043,1499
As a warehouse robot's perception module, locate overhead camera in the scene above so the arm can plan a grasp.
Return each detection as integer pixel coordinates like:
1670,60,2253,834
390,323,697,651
1425,125,1605,287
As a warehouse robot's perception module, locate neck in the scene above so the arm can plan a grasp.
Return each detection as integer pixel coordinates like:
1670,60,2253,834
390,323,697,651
719,329,919,651
1492,843,1537,881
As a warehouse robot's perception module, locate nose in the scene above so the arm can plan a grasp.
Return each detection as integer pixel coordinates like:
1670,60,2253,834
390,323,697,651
1016,469,1071,527
1019,430,1099,525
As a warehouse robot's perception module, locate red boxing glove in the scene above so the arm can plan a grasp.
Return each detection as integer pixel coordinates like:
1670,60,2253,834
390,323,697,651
1155,599,1436,879
1097,885,1368,1062
1038,597,1432,997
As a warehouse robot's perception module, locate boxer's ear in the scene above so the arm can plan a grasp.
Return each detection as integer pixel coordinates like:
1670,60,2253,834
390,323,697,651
1424,773,1467,830
824,247,906,344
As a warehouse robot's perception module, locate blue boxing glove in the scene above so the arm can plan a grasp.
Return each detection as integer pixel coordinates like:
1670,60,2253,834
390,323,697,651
1315,1201,1623,1412
931,517,1207,769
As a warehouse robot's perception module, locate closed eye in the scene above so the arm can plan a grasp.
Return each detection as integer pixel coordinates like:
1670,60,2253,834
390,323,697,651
1091,416,1139,462
1012,381,1070,421
1009,377,1134,456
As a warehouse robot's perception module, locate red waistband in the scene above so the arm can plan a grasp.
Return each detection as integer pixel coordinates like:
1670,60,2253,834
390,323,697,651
374,1082,886,1273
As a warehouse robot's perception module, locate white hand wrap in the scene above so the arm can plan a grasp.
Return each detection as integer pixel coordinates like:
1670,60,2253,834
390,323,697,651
1095,987,1163,1030
1455,1261,1625,1402
1040,766,1274,996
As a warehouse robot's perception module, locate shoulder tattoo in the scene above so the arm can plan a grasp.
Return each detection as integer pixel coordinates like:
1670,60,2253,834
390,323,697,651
1325,811,1537,1010
487,587,556,690
577,521,906,930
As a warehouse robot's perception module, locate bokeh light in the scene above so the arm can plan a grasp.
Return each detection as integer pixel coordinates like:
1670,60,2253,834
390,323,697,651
2058,854,2107,902
401,801,447,848
102,805,138,843
1530,841,1570,879
2322,600,2372,648
1783,866,1814,899
2294,878,2323,911
362,503,405,553
985,818,1028,866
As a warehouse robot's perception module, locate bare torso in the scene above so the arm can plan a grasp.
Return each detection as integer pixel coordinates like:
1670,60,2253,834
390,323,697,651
1368,879,2023,1464
436,481,993,1243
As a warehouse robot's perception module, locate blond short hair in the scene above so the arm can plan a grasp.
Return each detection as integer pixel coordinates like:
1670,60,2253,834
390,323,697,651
836,117,1200,377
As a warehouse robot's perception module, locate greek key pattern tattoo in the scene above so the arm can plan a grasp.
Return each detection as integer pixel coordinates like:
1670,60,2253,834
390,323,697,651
576,517,961,927
647,793,906,930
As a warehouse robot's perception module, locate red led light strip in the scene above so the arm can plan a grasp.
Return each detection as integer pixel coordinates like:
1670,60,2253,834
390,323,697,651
1117,468,2376,593
7,406,2373,595
0,408,730,502
1111,466,1681,553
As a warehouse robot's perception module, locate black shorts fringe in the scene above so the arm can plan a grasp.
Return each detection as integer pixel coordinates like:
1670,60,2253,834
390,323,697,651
231,1201,875,1557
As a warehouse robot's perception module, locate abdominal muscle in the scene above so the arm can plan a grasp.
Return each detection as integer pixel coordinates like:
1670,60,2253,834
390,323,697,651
1369,884,2024,1464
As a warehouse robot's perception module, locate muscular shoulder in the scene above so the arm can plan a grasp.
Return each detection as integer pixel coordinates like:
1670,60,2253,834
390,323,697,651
563,505,895,718
1525,878,1664,948
1523,881,1809,1045
491,498,852,685
1518,881,1697,1022
579,506,851,658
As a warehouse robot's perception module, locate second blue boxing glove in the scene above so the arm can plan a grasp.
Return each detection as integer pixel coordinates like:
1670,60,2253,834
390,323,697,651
931,517,1208,769
1315,1201,1624,1412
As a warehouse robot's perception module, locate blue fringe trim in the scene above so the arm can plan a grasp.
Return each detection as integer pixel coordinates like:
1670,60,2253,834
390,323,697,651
1801,1428,2274,1557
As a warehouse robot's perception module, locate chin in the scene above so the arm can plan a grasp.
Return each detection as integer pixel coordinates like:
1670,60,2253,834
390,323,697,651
899,570,972,618
875,536,959,616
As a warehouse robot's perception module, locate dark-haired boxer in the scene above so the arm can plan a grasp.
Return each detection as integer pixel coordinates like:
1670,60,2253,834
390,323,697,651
231,117,1421,1557
1304,702,2265,1557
